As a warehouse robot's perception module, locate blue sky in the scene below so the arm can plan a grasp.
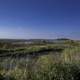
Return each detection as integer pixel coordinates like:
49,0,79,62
0,0,80,39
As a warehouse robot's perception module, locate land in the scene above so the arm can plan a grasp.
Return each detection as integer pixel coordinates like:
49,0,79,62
0,38,80,80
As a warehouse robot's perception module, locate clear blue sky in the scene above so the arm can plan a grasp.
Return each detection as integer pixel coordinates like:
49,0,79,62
0,0,80,39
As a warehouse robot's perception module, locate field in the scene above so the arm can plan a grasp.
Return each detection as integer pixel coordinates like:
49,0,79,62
0,39,80,80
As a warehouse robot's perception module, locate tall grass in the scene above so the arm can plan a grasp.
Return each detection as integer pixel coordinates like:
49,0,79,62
62,47,80,63
0,45,80,80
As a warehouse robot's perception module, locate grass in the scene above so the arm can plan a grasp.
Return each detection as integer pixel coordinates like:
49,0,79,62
62,47,80,63
0,39,80,80
0,55,80,80
0,44,65,57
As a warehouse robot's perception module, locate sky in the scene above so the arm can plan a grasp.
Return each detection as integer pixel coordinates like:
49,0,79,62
0,0,80,39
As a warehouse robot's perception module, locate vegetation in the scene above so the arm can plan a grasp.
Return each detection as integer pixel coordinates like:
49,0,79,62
0,39,80,80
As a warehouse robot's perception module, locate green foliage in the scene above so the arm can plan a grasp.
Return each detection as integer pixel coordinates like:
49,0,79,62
62,47,80,63
0,53,80,80
0,39,80,80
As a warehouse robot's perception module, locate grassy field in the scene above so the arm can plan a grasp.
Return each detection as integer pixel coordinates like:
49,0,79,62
0,39,80,80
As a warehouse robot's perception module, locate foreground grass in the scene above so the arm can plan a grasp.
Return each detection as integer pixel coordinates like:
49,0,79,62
0,41,80,80
0,59,80,80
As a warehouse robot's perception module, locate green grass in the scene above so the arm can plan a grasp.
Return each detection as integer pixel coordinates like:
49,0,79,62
0,54,80,80
62,47,80,63
0,40,80,80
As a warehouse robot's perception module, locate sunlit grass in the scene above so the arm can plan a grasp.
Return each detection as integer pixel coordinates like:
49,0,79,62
0,40,80,80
